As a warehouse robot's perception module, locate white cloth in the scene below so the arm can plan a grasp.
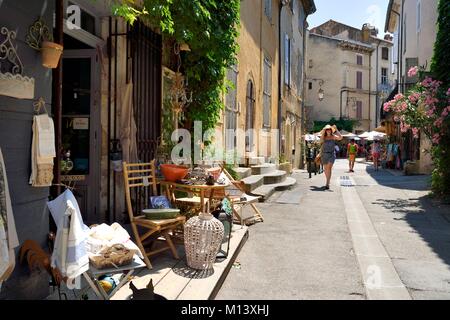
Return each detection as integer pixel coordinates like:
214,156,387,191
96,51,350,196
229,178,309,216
0,147,19,285
47,190,89,285
29,114,56,186
86,223,143,259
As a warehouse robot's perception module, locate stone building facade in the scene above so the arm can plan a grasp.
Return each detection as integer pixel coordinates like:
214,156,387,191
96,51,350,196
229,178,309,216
305,20,395,134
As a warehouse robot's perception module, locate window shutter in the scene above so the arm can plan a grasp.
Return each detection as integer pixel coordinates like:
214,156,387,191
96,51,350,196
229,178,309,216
357,71,363,89
382,47,389,60
356,101,362,120
357,55,363,65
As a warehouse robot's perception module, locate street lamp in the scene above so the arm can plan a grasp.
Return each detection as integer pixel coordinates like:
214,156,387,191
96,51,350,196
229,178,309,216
317,80,325,101
308,78,325,101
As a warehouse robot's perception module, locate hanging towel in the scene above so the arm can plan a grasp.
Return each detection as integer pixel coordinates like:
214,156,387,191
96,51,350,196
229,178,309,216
119,83,138,163
30,114,56,187
47,190,89,287
0,147,19,287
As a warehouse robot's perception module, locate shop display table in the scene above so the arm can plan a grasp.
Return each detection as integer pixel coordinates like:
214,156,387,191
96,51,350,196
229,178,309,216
82,254,146,300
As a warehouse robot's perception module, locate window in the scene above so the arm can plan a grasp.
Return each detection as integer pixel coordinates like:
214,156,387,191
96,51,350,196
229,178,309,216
356,101,363,120
417,0,421,32
264,0,272,21
357,55,363,65
381,68,388,84
263,56,272,128
308,82,312,90
382,47,389,60
284,34,291,86
356,71,363,89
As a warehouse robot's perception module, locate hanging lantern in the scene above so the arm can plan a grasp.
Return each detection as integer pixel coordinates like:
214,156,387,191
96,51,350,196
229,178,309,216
169,43,193,115
110,139,123,172
184,210,224,270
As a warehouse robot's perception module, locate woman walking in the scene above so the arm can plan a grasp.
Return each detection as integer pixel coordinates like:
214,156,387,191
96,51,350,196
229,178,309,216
372,139,382,171
320,125,343,189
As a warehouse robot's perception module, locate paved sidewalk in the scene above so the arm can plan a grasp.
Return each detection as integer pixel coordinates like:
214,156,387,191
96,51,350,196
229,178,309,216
216,161,365,300
217,158,450,300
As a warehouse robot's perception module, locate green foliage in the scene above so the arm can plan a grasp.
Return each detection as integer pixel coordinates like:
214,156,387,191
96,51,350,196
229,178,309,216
431,0,450,88
112,0,240,132
223,163,239,180
430,0,450,197
312,118,357,133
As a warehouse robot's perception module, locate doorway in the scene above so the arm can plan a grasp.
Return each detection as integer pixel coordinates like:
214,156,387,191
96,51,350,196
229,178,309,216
245,79,255,153
61,49,100,223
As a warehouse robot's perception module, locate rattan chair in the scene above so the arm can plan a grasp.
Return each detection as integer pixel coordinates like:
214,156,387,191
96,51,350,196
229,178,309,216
123,161,185,269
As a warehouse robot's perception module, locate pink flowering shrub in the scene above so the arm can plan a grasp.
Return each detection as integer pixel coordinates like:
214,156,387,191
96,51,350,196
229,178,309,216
384,66,450,197
383,67,450,143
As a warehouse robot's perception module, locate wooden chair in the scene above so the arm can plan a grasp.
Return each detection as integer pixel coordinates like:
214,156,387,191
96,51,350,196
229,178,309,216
218,165,264,226
123,161,185,269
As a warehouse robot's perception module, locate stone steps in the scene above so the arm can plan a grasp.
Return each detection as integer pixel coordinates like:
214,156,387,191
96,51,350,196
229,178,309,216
248,156,265,165
250,163,277,175
241,170,288,193
234,167,252,179
227,162,296,202
250,177,297,201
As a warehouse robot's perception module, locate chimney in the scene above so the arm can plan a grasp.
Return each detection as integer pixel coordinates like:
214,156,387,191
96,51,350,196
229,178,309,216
362,24,370,42
384,34,393,41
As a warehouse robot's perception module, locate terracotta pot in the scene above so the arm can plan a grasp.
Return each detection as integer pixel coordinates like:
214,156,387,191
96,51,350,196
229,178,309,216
160,164,189,182
41,41,63,68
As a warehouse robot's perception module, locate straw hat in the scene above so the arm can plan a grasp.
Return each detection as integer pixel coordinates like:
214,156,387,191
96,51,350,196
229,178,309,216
320,124,336,136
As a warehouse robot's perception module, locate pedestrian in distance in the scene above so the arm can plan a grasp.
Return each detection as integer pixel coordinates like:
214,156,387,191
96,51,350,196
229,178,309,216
372,139,382,171
319,124,343,190
347,139,358,172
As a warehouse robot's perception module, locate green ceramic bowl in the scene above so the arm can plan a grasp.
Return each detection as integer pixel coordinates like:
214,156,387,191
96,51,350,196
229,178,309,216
142,208,180,220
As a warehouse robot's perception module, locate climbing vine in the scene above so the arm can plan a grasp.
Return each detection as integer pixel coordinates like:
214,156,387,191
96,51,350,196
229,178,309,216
112,0,240,132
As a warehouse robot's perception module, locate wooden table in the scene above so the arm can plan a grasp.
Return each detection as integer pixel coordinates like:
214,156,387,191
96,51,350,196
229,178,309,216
160,180,229,213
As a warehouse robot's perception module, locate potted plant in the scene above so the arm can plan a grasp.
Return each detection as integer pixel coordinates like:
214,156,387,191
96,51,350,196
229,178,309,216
278,155,292,174
26,19,64,69
41,41,63,68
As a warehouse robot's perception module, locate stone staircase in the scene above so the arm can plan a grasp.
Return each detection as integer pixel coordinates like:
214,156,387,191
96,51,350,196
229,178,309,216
234,163,296,201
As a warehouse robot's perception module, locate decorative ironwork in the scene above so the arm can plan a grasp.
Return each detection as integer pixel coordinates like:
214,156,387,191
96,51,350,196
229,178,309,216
26,18,53,50
0,27,24,75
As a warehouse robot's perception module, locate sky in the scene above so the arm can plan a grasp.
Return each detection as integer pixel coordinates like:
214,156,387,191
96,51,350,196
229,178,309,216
307,0,391,36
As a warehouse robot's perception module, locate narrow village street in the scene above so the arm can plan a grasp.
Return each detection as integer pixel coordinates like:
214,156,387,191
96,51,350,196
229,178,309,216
2,0,450,308
217,159,450,300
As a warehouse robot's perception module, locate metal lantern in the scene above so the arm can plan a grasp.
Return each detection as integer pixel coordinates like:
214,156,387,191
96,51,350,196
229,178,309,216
184,212,224,270
110,139,123,172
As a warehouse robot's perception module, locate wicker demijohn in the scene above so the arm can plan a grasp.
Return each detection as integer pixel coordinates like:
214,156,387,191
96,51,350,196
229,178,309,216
184,212,224,270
